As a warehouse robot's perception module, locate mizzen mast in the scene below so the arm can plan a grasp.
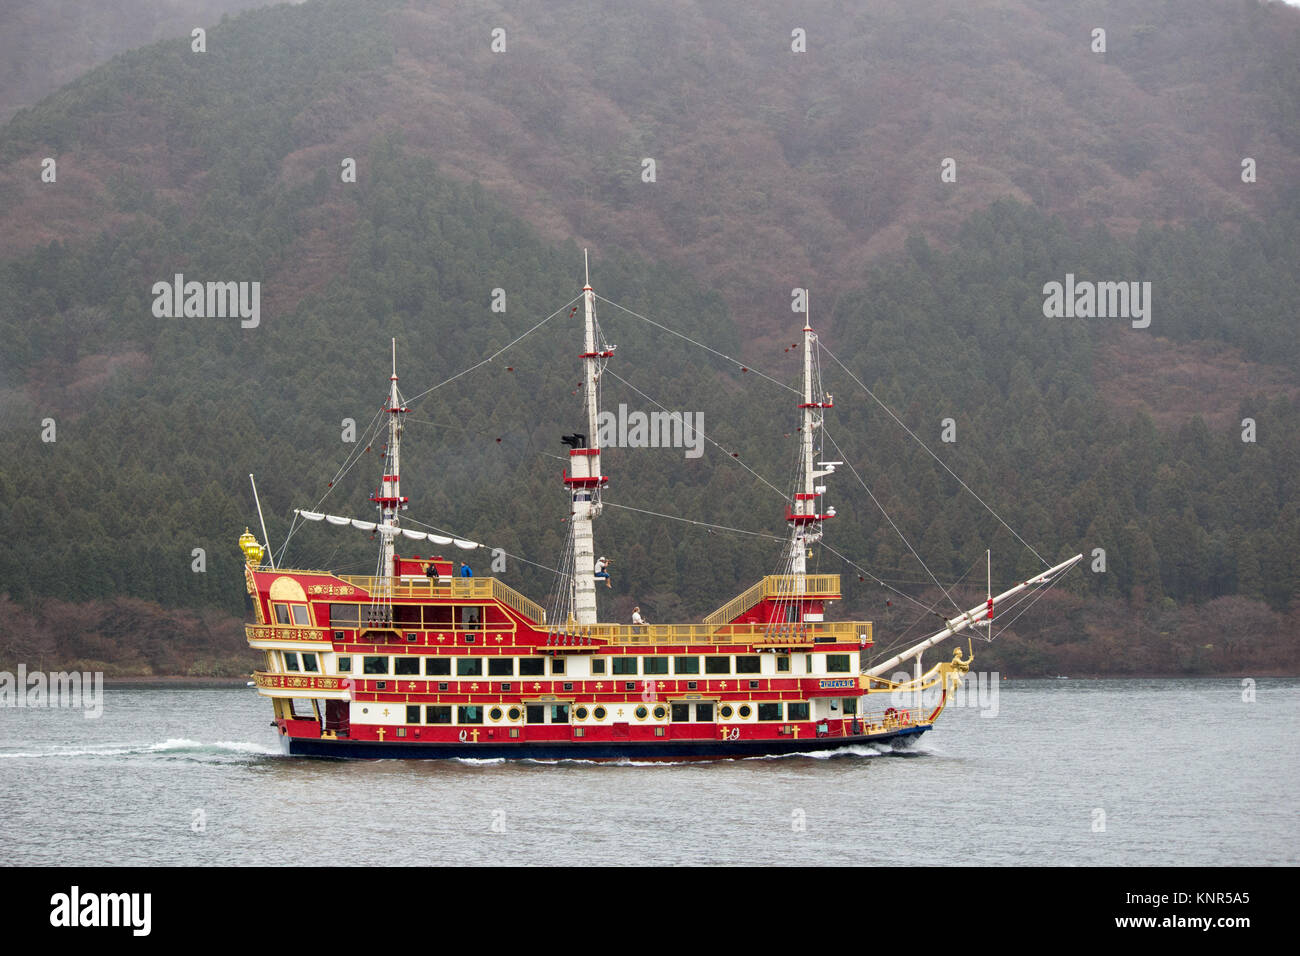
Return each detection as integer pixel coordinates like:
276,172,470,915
370,338,409,618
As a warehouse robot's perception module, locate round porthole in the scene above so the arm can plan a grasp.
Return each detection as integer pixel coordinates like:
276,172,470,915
635,705,649,720
738,705,752,718
507,707,521,721
575,706,589,720
593,706,607,720
489,707,503,721
720,705,733,719
652,705,666,719
361,707,369,714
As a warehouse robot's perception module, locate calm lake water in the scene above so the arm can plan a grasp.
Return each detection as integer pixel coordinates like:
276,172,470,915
1,679,1295,866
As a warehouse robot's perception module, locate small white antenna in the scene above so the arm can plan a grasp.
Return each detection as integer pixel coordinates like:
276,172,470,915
584,248,590,287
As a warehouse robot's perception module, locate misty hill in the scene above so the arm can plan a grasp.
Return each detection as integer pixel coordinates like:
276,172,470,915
1,0,1297,676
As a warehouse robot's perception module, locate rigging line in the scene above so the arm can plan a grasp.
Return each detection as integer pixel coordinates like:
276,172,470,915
990,562,1077,642
819,541,942,617
604,501,786,541
401,515,562,575
821,427,963,613
593,293,801,396
602,368,789,502
863,553,988,661
819,343,1050,568
402,294,583,410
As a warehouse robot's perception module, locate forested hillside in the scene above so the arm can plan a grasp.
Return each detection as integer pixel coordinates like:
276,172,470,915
1,0,1297,675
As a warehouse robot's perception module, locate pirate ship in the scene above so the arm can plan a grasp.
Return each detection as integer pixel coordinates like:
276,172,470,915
239,260,1080,759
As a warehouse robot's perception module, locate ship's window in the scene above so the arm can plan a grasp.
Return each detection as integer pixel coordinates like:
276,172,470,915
395,728,406,738
404,632,418,642
705,656,730,674
611,657,638,675
362,656,387,675
549,704,570,723
788,702,810,720
526,705,545,724
489,707,503,721
290,604,311,627
301,653,319,673
591,658,606,674
575,706,589,720
673,656,700,674
776,655,791,673
735,655,760,674
519,658,544,676
406,705,421,724
593,706,607,720
805,654,813,672
758,703,782,721
508,707,521,721
749,680,760,690
635,706,649,720
274,604,291,625
643,657,668,675
425,658,451,676
458,706,483,724
670,703,689,722
460,606,482,629
652,705,667,720
376,681,387,690
456,658,483,676
719,705,734,719
624,682,637,691
551,658,566,675
329,604,360,626
738,705,752,718
686,681,698,691
426,706,452,724
395,657,419,675
562,682,573,691
338,656,352,673
501,682,512,691
488,658,513,676
438,683,448,691
696,703,714,722
841,698,857,716
283,652,300,672
826,654,851,673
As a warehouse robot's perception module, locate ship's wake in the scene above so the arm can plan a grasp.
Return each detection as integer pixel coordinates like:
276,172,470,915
0,738,280,761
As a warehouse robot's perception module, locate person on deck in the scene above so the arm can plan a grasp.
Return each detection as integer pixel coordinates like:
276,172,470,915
459,562,473,578
631,606,647,626
594,556,612,588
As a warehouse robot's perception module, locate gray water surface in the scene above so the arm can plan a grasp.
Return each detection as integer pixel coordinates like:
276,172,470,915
1,679,1294,865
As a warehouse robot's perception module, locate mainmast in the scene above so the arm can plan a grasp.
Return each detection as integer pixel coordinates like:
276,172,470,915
371,339,409,618
563,251,609,625
785,297,836,602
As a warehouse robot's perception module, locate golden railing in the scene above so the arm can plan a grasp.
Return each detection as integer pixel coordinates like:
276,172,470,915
245,624,335,645
545,619,870,647
335,575,546,624
702,574,842,626
252,672,347,693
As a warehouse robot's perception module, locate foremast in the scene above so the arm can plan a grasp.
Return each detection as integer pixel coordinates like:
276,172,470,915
564,252,609,625
782,300,836,615
370,339,409,620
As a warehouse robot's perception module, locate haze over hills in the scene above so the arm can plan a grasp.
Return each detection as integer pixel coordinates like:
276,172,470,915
0,0,1297,676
